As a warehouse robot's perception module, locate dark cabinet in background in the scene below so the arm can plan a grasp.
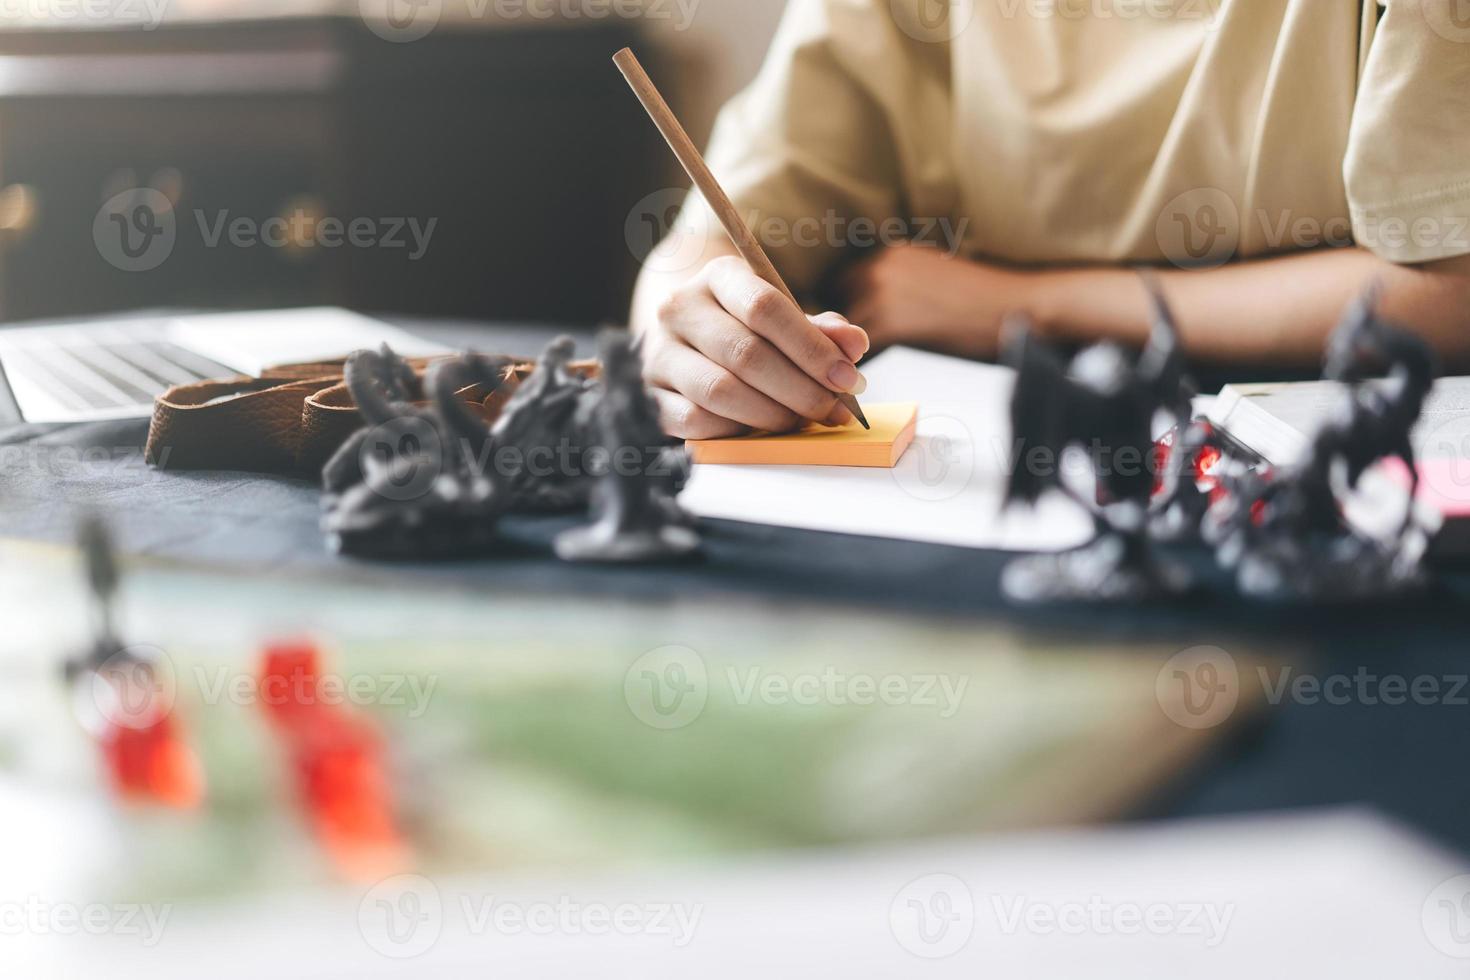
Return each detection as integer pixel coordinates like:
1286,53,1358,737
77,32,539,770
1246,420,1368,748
0,18,670,325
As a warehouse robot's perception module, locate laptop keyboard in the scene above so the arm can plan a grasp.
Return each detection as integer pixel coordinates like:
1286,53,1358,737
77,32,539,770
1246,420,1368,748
0,322,235,420
0,308,450,423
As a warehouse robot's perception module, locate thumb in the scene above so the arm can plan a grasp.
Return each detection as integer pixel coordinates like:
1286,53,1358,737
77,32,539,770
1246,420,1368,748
809,312,870,364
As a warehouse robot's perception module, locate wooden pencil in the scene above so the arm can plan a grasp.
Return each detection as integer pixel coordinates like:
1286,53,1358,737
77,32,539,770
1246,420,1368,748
613,47,869,430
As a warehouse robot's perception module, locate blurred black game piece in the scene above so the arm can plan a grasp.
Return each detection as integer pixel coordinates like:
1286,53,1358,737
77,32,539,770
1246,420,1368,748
1000,276,1195,603
1151,419,1227,542
67,513,124,679
1139,279,1226,543
555,330,700,563
1205,285,1436,600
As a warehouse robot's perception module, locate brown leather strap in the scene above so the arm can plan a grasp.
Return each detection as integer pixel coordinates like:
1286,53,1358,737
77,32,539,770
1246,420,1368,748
145,355,603,475
146,357,439,474
296,377,504,472
299,377,379,474
146,371,349,473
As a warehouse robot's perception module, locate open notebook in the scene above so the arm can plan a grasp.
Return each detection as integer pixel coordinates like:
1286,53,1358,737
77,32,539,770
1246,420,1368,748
1208,377,1470,554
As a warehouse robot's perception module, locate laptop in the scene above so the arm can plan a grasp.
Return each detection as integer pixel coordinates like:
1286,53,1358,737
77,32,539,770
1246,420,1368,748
0,308,449,424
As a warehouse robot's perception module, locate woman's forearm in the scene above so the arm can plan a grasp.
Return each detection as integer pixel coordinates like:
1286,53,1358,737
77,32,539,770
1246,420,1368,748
1032,248,1470,367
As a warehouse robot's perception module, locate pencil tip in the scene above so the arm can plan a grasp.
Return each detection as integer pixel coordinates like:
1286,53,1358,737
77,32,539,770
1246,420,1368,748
835,392,870,429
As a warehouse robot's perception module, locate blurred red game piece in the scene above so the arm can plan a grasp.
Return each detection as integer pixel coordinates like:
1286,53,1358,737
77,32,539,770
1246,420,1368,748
99,713,205,809
1152,421,1224,495
257,641,409,881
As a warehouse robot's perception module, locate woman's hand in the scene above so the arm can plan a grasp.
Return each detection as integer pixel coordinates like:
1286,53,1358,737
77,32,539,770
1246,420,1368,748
641,255,870,440
837,245,1038,358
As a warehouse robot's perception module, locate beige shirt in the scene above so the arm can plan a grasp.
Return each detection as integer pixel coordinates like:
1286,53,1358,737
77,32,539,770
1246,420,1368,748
678,0,1470,296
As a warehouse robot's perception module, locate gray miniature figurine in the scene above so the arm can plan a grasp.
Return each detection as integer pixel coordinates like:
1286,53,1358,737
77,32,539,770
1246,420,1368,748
321,345,425,499
488,336,600,512
427,350,519,503
322,346,511,558
1205,285,1436,600
554,331,699,563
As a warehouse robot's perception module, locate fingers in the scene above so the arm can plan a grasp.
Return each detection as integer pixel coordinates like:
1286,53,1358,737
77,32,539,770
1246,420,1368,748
808,315,862,425
822,400,856,427
644,256,872,438
704,257,867,396
650,388,749,440
810,312,870,363
644,342,804,433
673,311,843,423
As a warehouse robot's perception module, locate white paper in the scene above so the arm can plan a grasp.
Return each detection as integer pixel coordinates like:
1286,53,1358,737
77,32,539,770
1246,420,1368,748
677,346,1095,552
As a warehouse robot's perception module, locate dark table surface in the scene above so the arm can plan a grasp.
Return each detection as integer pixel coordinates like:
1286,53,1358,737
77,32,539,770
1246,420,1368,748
3,317,1467,854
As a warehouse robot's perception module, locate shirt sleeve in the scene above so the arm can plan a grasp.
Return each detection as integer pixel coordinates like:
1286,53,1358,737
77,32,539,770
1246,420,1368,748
674,0,915,297
1344,0,1470,264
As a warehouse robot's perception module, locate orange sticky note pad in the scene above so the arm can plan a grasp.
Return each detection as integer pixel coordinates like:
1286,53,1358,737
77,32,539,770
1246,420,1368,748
687,402,919,468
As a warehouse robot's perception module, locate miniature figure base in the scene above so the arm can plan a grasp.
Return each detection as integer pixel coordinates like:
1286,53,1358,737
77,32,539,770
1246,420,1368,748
1149,493,1212,544
553,523,701,564
1233,534,1426,602
1002,532,1193,604
325,511,501,560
